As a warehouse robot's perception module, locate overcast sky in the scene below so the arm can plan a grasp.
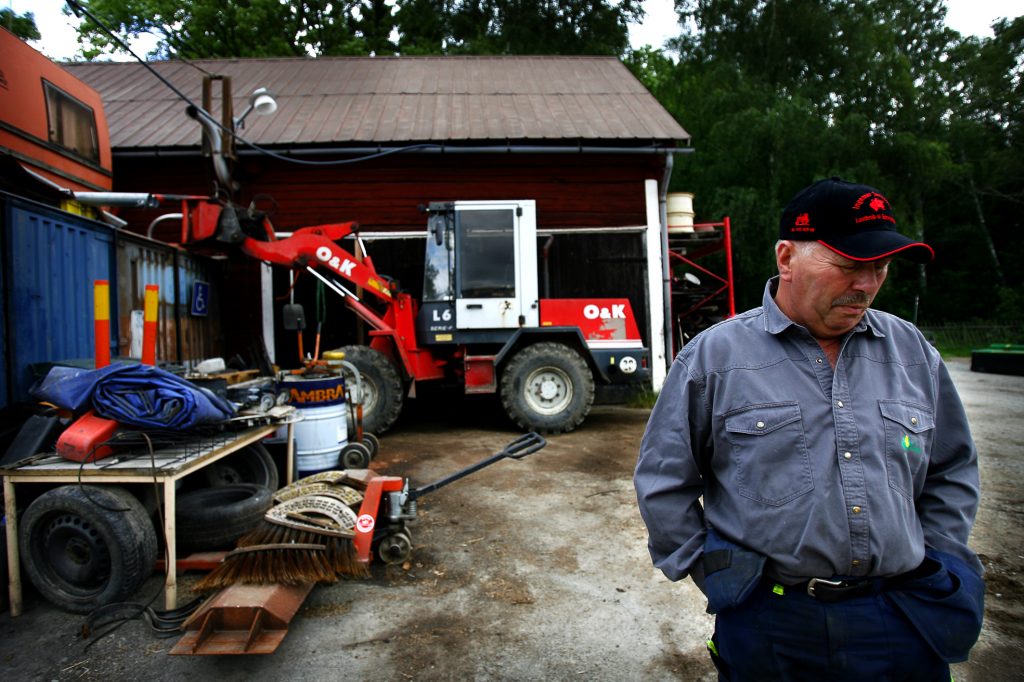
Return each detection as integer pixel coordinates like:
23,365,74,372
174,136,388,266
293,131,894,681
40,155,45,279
7,0,1024,62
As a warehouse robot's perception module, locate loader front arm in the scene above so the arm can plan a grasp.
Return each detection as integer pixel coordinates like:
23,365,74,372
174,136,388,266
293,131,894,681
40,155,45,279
240,223,394,303
178,198,438,381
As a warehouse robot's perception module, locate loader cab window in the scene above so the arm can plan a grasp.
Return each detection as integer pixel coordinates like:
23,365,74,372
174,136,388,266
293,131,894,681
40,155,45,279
43,80,100,164
456,209,515,299
423,212,454,301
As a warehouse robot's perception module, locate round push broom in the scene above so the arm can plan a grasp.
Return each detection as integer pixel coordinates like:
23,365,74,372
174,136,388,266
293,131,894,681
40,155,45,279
195,473,369,591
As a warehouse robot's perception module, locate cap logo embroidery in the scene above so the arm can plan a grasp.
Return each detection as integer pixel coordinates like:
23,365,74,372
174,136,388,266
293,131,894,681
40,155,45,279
852,192,896,225
793,213,814,232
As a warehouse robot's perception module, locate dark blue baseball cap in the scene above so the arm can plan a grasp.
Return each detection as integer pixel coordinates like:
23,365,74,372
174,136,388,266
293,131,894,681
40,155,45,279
779,177,934,263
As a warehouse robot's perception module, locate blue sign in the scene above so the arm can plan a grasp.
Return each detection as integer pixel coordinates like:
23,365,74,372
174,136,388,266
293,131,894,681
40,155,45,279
191,280,210,317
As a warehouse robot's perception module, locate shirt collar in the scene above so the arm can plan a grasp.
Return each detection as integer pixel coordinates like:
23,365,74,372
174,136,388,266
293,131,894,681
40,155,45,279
762,276,886,339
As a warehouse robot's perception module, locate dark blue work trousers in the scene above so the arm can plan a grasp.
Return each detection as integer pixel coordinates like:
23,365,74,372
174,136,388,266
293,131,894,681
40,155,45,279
713,578,950,681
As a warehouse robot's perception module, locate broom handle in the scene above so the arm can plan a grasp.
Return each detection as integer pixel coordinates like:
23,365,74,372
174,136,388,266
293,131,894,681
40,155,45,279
409,432,546,501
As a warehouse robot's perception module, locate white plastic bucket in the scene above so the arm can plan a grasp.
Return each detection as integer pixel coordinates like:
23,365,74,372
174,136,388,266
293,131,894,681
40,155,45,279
280,374,348,477
667,192,695,233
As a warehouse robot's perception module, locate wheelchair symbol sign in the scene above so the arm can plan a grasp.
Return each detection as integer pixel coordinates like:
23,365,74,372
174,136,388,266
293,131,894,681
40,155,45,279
191,281,210,317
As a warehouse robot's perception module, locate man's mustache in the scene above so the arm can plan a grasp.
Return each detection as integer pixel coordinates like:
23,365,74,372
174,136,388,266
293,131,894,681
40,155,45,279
832,293,872,307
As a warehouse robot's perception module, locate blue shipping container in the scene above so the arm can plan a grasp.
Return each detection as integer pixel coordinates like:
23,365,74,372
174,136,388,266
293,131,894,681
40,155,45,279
1,194,118,404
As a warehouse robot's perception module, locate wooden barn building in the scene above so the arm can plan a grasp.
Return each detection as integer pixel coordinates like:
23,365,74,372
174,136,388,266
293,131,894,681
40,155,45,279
65,56,691,391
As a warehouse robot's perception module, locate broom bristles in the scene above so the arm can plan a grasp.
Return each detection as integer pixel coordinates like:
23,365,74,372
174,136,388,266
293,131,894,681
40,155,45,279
237,519,369,577
194,543,339,592
195,518,370,592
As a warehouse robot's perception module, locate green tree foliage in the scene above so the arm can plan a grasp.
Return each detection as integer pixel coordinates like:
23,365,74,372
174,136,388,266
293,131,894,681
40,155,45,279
74,0,400,58
75,0,640,58
443,0,643,55
627,1,1023,324
1,8,41,41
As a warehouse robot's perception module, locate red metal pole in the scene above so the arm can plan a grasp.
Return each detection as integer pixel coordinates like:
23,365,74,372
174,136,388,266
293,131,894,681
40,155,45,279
723,216,736,317
93,280,111,368
142,284,159,365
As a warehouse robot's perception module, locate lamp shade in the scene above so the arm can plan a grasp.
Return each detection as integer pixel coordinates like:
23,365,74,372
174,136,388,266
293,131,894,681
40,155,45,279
252,91,277,116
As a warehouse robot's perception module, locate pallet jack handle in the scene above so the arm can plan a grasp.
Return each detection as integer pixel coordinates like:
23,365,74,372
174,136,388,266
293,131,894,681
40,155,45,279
408,432,546,501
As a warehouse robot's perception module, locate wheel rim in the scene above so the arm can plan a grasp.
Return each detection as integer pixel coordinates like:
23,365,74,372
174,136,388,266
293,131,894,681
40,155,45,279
39,513,111,595
523,366,574,416
360,377,379,419
342,443,370,469
208,463,244,485
378,531,412,564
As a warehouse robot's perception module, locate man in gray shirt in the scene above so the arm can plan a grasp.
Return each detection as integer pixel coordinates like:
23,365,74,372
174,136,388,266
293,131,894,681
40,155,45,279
635,177,984,680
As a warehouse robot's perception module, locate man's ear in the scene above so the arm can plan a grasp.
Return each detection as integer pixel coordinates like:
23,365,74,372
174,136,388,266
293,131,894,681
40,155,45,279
777,240,796,282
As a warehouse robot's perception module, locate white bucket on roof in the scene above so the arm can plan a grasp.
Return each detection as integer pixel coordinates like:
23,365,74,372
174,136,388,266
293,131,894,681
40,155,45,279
667,192,695,233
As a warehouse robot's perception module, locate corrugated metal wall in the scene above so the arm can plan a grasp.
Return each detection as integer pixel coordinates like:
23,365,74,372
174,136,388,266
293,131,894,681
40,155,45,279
1,193,226,406
115,234,224,366
0,195,116,403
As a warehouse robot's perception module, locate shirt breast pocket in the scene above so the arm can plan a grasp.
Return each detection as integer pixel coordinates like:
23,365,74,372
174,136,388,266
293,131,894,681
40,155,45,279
879,400,934,501
724,402,813,506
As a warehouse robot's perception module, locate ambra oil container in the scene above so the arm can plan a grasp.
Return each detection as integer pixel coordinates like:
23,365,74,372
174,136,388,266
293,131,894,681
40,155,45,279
280,373,348,477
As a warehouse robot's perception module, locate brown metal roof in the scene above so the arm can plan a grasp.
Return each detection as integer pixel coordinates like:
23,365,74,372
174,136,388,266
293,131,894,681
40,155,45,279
64,56,689,149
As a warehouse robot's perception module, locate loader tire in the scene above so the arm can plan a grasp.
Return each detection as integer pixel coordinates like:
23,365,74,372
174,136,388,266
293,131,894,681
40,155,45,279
20,485,157,614
337,345,404,434
500,342,594,434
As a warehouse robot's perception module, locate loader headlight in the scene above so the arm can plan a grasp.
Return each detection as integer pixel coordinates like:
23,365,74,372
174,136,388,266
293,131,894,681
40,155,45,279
619,356,638,374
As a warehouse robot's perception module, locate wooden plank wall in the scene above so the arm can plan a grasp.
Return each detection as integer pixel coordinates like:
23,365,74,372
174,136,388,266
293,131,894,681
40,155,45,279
112,151,663,234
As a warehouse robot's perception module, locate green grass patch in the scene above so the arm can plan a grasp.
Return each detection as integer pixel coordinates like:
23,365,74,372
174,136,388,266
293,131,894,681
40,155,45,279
919,323,1022,361
625,388,659,409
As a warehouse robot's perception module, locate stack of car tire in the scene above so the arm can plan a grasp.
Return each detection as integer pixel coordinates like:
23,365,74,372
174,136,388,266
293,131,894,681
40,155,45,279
19,443,279,614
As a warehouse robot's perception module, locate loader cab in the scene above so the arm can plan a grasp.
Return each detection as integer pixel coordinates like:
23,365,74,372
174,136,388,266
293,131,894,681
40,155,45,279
418,200,539,343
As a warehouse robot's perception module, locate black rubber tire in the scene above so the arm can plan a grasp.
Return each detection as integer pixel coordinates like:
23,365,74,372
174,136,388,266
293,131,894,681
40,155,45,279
377,529,413,565
175,483,273,552
198,442,279,492
341,441,372,469
361,432,380,459
20,485,158,614
499,342,595,434
337,345,404,434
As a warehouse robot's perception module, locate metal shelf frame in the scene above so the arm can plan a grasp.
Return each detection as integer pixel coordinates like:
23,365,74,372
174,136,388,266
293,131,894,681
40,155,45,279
2,423,294,616
667,217,736,354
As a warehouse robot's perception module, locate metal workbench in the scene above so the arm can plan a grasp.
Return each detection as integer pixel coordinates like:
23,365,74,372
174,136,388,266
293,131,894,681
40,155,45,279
2,419,294,616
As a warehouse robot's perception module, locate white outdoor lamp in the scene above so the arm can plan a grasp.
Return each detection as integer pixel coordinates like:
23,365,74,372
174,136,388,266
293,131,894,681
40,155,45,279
235,87,278,128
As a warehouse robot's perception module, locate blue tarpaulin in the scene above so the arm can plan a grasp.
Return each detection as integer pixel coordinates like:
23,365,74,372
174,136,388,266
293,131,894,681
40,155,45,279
31,363,236,430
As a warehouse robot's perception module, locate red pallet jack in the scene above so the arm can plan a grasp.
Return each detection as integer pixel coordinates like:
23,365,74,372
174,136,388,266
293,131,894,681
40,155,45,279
172,432,546,655
352,431,546,566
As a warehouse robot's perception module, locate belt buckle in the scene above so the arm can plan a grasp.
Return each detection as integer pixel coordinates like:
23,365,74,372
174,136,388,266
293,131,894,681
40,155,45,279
806,577,844,598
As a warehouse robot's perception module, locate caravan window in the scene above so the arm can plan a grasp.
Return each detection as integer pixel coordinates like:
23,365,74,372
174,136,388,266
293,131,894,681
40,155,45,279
43,80,100,164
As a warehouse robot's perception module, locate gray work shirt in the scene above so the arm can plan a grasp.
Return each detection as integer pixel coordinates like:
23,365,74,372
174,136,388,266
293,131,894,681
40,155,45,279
635,278,981,585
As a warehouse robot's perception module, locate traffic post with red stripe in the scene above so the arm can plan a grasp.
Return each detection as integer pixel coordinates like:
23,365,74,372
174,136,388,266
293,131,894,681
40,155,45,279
93,280,111,368
141,284,159,365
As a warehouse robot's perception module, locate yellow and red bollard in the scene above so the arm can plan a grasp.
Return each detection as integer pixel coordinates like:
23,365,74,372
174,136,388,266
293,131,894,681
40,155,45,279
93,280,111,369
141,283,159,365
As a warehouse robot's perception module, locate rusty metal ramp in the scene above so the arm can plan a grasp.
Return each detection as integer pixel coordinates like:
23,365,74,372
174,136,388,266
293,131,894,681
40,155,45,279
170,582,314,655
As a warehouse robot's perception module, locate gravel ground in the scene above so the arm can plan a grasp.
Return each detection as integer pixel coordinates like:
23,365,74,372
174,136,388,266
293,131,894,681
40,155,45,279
0,357,1021,680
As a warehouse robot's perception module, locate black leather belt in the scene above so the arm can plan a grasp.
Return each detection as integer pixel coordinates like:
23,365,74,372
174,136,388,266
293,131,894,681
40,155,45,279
794,559,938,603
802,577,885,602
